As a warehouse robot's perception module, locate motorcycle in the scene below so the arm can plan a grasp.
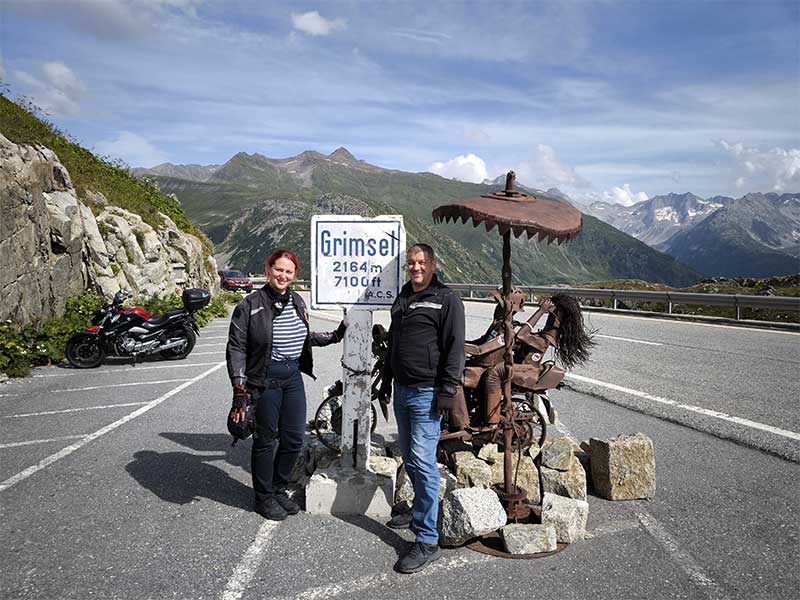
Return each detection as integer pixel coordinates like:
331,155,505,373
65,288,211,368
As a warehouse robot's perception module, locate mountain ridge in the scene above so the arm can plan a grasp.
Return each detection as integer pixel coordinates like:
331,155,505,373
663,192,800,277
134,149,702,286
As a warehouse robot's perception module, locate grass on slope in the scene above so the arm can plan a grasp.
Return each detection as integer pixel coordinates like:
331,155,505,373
0,93,209,250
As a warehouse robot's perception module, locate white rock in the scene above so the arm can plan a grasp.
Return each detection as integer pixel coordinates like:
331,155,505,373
590,433,656,500
440,488,507,546
541,492,589,544
477,443,499,463
541,455,587,501
501,524,557,554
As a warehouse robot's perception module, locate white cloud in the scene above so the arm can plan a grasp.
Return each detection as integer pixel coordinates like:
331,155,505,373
718,140,800,192
41,62,85,98
429,153,488,183
510,144,591,190
12,61,86,116
601,184,648,206
573,184,649,207
95,131,168,168
0,54,5,81
291,11,347,36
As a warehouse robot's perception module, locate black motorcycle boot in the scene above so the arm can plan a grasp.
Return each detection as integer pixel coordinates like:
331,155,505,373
273,491,301,515
255,496,287,521
396,541,442,574
387,511,413,529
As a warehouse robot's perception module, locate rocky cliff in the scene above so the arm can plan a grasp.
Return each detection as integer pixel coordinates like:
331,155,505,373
0,133,218,327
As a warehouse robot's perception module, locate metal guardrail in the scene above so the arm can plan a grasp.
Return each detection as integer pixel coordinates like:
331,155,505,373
246,278,798,320
447,283,800,320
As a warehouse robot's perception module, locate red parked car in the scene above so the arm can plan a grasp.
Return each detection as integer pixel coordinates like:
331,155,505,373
218,269,253,293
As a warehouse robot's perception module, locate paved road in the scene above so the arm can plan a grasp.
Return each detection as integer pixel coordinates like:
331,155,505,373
1,299,798,599
461,302,800,461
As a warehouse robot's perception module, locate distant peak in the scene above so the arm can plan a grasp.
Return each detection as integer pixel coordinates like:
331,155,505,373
297,150,326,159
328,147,357,162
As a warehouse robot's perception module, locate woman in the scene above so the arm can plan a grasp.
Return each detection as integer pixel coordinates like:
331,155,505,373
226,249,345,520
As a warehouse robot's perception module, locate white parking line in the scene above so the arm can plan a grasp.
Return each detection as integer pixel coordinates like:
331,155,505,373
565,373,800,442
553,420,728,599
33,362,223,378
0,378,190,398
221,520,280,600
197,343,227,348
200,336,228,340
596,334,662,346
635,510,730,599
0,361,226,493
280,553,492,600
0,435,87,449
3,402,148,418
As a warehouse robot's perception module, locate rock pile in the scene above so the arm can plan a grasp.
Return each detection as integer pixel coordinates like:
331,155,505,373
297,424,656,557
414,432,654,554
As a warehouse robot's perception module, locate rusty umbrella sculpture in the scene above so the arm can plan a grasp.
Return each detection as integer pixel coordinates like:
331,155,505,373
433,171,582,519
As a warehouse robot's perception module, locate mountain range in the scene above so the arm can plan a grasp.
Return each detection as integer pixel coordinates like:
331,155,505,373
585,192,799,277
134,149,704,286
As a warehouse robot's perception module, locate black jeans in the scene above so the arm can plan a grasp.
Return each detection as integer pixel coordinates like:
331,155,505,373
251,359,306,505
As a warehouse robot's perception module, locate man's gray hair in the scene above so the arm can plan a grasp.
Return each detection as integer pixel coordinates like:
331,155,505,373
408,243,435,261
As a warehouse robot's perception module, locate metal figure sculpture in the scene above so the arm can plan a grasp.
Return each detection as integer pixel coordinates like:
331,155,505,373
433,171,588,520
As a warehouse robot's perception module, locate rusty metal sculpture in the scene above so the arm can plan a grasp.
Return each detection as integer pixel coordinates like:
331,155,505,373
433,171,583,520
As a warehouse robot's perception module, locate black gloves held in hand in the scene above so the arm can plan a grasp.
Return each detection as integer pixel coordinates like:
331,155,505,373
377,377,392,405
228,385,254,444
333,320,347,342
436,384,458,412
231,384,250,410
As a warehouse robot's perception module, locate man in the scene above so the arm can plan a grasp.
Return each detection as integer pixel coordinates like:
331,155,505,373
378,243,465,574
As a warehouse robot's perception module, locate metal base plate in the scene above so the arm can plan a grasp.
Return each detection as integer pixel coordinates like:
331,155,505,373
465,532,567,559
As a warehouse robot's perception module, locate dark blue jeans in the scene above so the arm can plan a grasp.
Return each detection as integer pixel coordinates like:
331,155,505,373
394,384,442,545
252,359,306,506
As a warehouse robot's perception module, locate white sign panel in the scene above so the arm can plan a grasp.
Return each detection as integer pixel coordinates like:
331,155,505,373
311,215,405,308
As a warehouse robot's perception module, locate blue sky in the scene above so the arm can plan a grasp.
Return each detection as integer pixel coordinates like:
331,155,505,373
2,0,798,205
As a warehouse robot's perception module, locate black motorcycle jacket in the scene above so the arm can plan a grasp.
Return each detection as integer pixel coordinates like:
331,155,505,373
226,286,339,391
383,275,465,390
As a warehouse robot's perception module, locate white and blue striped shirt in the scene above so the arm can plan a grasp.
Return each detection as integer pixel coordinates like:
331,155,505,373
271,300,307,361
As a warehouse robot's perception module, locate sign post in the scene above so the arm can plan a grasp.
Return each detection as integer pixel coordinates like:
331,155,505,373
311,216,405,470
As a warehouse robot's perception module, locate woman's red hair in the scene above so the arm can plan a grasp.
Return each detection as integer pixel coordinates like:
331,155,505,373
266,249,300,273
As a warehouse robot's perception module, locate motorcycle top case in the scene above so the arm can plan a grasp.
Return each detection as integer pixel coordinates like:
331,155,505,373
182,288,211,312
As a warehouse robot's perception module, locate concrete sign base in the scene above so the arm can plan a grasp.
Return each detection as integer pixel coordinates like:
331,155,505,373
305,457,395,517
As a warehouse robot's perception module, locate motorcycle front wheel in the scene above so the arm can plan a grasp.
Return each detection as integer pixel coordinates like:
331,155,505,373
65,333,105,368
313,393,378,452
160,327,197,360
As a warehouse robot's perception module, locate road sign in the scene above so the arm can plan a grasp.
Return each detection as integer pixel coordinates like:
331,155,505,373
310,215,405,309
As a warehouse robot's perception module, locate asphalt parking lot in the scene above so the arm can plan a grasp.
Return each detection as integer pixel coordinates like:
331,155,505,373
1,305,798,599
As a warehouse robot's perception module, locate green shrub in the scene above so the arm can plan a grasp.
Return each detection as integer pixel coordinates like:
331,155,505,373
0,322,32,378
0,293,104,377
